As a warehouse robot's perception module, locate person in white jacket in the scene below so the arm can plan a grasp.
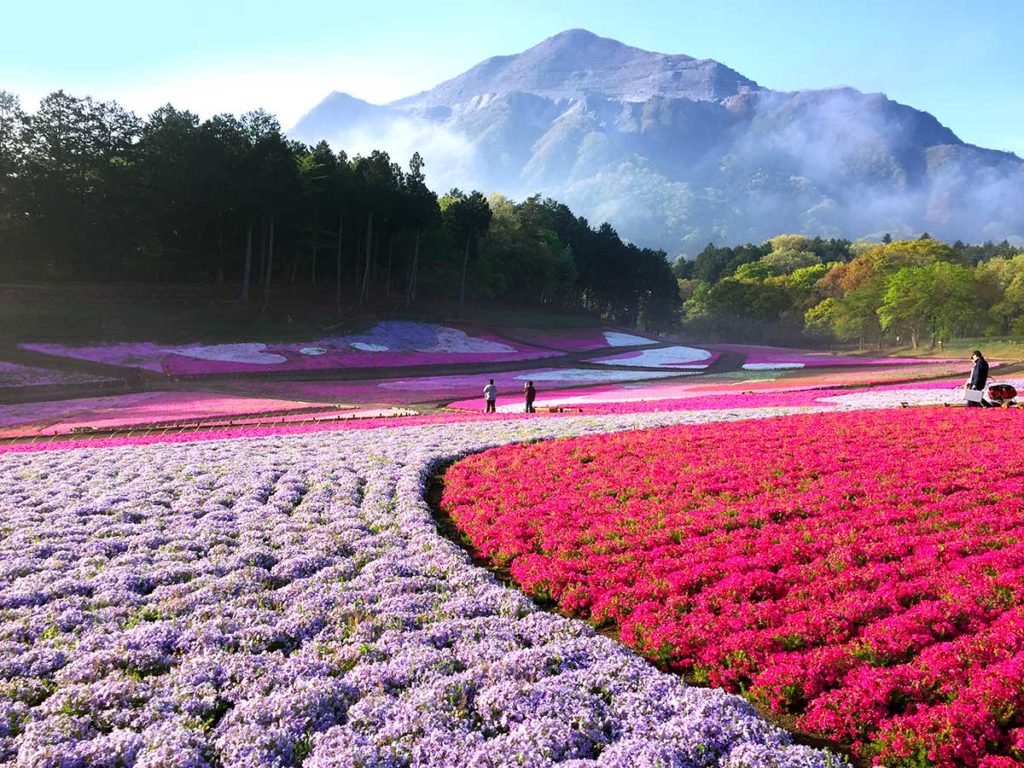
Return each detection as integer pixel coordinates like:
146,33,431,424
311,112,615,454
483,379,497,413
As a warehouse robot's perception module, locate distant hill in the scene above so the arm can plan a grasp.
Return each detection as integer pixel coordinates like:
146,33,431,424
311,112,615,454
291,28,1024,255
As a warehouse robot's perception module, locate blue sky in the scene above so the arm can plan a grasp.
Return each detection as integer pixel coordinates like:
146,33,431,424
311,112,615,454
5,0,1022,156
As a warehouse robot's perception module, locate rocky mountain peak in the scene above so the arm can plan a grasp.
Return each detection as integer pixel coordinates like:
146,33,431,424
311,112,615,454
392,28,761,108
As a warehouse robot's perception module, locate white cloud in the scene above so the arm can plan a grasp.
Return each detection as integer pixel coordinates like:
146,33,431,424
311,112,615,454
324,117,480,191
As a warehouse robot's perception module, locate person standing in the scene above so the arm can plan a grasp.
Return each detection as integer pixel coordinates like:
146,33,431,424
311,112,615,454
965,350,989,407
523,380,536,413
483,379,497,413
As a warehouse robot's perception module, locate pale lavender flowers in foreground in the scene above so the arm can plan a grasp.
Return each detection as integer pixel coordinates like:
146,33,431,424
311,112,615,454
0,409,846,767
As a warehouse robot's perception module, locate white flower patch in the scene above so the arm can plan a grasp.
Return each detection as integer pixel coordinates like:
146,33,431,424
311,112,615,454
819,378,1024,410
818,389,960,408
603,331,656,346
594,346,712,369
351,342,390,352
416,327,514,354
742,363,805,370
172,343,287,365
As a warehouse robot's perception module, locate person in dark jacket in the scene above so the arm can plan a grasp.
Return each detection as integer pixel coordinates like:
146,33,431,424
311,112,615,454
523,380,536,413
965,350,989,407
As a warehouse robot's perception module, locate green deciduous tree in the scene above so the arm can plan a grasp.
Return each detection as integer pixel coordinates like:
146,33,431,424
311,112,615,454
878,262,977,348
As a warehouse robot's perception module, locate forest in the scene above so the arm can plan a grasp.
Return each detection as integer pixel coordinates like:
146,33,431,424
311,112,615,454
0,91,678,328
675,235,1024,347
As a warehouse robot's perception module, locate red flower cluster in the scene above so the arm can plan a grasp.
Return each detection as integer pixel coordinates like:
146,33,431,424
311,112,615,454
442,409,1024,766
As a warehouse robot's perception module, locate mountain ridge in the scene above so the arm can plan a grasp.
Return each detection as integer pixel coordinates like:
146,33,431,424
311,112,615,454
290,29,1024,252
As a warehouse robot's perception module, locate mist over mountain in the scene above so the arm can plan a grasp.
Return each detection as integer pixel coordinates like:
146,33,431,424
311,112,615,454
291,29,1024,255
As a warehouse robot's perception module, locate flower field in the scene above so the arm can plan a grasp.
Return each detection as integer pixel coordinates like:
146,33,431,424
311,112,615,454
0,409,840,767
441,408,1024,766
0,333,1004,766
21,323,559,376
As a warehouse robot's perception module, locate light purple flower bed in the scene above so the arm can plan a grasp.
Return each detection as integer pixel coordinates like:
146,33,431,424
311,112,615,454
21,323,559,377
0,412,846,766
0,361,117,389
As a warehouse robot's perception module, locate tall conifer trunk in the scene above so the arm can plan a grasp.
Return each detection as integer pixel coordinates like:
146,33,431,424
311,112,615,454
335,210,344,314
458,235,471,318
241,218,253,302
406,231,420,308
360,210,374,306
262,214,275,314
311,208,319,285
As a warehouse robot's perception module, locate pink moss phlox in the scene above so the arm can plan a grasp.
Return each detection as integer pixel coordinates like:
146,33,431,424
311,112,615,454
0,391,353,438
441,408,1024,766
0,409,563,455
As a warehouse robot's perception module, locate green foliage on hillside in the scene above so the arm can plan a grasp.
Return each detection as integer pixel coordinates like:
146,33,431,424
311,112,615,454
677,235,1024,346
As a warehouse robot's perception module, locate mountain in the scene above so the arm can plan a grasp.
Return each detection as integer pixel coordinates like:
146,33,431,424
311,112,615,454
291,29,1024,254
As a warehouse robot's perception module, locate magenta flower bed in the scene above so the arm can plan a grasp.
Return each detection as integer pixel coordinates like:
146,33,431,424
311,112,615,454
225,368,680,407
225,380,430,405
442,408,1024,765
0,391,345,437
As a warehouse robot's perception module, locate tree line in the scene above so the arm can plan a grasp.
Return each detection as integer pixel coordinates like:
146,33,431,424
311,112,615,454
0,90,678,327
674,235,1024,347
